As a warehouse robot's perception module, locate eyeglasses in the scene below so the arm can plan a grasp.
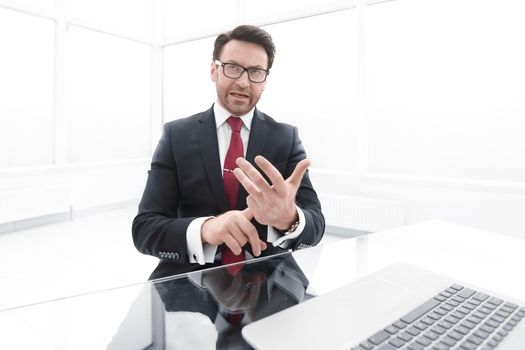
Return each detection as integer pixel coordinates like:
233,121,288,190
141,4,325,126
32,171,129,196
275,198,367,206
215,60,269,83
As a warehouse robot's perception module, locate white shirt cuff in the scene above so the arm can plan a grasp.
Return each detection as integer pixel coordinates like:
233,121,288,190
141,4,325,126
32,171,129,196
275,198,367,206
186,217,218,265
267,205,306,248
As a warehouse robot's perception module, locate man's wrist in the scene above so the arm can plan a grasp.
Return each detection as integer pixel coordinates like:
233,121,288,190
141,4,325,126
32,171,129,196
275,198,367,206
275,208,299,232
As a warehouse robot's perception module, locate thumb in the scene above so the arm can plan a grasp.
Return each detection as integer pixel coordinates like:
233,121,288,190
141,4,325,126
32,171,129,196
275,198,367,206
287,158,311,187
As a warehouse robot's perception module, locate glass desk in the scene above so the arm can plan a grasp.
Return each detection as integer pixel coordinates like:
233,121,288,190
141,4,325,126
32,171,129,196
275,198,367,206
1,220,524,349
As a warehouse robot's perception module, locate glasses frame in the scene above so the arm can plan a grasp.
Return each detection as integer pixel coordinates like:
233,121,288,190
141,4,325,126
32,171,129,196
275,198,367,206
214,60,269,83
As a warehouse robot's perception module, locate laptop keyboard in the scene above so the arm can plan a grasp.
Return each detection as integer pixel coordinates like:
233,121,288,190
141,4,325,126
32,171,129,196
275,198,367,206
352,284,525,350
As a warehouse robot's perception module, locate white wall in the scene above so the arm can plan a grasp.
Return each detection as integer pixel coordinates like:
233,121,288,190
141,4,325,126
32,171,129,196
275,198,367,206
1,0,524,238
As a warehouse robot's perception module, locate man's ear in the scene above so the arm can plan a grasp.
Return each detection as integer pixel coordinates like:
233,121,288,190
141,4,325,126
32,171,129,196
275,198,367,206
210,61,217,82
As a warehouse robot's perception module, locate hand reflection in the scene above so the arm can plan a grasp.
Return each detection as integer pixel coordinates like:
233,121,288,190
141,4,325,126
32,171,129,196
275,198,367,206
202,269,267,322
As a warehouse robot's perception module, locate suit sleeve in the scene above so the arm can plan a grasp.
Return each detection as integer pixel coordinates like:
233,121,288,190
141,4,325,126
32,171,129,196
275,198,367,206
132,123,194,264
285,127,325,250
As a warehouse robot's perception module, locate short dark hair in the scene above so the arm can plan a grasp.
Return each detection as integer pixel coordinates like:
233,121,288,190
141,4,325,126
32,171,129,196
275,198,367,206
213,25,276,70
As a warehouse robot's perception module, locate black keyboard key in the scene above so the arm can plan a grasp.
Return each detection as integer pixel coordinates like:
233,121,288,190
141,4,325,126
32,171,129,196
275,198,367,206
441,303,454,311
393,320,407,329
444,315,460,324
446,300,460,307
487,297,503,306
455,325,470,335
421,317,435,325
495,310,511,318
483,302,496,310
413,322,427,331
490,315,505,323
407,343,424,350
416,336,432,346
423,330,439,341
462,303,476,311
473,311,488,319
434,295,447,302
431,325,446,335
440,291,453,298
448,330,465,341
433,343,450,350
473,292,489,302
401,298,440,324
500,305,516,314
428,312,442,320
360,341,374,350
384,325,399,335
450,284,464,291
474,329,490,339
399,332,414,342
460,341,476,350
452,296,466,303
466,315,482,324
479,324,495,334
504,302,518,310
485,319,501,328
457,288,476,299
388,337,405,348
434,308,448,316
466,334,483,345
461,320,477,329
451,311,466,319
368,330,390,345
438,320,453,329
406,327,421,337
440,336,457,347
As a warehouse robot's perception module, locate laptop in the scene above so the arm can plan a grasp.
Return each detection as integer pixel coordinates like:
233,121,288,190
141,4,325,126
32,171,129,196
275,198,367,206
242,262,525,350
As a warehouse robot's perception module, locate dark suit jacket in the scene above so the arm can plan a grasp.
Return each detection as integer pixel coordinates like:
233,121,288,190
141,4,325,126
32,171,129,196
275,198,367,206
132,106,325,278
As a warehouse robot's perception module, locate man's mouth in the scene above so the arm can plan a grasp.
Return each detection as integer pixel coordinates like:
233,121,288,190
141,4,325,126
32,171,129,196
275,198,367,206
230,91,249,99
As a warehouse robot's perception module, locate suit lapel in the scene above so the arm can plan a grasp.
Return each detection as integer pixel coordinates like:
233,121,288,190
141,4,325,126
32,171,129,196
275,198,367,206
237,108,267,208
197,107,228,213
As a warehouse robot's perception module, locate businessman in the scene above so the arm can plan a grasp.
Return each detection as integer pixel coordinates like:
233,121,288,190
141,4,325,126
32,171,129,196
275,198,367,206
132,25,325,279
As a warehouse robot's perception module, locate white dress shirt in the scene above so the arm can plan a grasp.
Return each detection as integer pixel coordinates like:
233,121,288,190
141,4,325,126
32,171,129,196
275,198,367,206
186,102,306,265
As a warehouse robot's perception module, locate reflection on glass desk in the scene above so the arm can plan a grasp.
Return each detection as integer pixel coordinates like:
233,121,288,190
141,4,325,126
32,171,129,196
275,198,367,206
0,220,524,349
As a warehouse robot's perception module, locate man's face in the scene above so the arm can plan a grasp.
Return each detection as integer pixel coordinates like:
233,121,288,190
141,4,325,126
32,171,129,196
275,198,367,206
211,39,268,116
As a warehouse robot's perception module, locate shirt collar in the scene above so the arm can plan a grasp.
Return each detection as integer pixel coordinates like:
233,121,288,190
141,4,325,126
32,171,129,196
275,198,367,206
213,102,253,131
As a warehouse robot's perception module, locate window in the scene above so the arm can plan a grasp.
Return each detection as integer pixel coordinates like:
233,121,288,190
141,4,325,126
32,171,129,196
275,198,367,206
367,0,525,181
0,8,55,168
64,26,151,163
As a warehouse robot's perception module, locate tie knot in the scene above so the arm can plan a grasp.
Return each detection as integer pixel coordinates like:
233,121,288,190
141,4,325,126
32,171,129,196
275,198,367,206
227,116,243,133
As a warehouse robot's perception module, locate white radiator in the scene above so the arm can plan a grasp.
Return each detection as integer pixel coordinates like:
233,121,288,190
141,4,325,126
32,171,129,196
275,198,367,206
0,185,70,224
318,193,404,232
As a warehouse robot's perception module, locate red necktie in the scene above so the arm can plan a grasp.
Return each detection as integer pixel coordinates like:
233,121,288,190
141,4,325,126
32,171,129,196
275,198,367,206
221,116,245,273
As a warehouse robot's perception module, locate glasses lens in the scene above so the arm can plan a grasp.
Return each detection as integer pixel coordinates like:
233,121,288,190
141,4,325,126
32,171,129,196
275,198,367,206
223,63,243,79
247,68,267,83
221,63,267,82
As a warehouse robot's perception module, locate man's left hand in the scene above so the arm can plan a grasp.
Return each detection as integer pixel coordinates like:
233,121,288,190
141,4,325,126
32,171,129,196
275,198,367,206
233,156,310,231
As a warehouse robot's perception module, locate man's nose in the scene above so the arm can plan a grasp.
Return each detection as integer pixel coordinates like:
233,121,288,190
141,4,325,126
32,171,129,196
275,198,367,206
236,70,250,88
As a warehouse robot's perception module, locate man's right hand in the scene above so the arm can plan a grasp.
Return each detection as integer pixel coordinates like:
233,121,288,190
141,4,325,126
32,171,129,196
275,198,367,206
201,208,267,257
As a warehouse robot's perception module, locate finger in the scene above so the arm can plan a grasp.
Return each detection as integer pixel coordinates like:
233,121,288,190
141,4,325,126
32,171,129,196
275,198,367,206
246,195,263,217
229,226,248,248
233,168,263,200
259,240,267,251
241,207,253,220
235,158,272,192
223,234,242,255
237,217,263,257
254,156,286,194
287,158,311,188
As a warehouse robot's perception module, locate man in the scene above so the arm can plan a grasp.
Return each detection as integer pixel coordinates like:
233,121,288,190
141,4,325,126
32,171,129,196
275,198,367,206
132,25,324,279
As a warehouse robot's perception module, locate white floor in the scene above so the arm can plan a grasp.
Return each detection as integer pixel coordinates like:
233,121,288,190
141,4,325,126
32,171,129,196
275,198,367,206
0,206,343,311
